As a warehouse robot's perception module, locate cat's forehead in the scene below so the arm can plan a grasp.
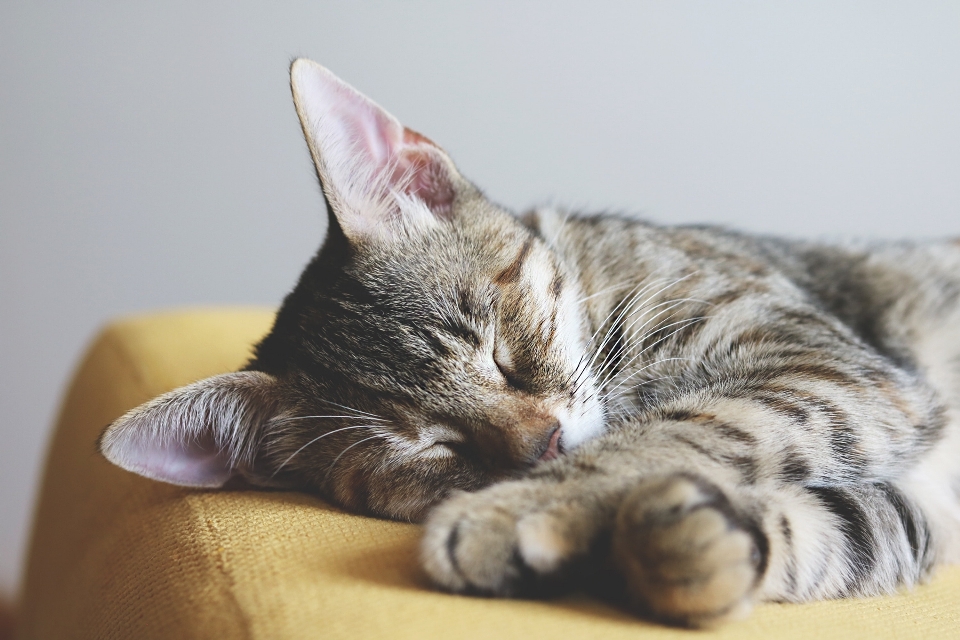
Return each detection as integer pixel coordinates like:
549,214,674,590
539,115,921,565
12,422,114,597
352,216,543,294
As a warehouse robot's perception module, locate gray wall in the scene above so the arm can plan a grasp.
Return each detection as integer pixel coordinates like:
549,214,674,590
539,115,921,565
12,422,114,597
2,1,958,594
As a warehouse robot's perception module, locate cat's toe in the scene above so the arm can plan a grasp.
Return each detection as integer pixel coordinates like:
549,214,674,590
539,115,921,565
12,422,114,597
421,486,534,595
612,474,767,627
421,481,591,596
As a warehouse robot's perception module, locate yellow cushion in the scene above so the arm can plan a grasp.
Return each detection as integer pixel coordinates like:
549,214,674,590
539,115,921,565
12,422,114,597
18,308,960,639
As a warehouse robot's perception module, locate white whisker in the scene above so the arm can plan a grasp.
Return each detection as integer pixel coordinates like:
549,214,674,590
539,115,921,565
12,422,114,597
595,311,710,390
270,414,386,424
570,273,698,396
271,424,383,477
323,434,390,484
573,278,637,306
603,357,695,399
316,399,387,421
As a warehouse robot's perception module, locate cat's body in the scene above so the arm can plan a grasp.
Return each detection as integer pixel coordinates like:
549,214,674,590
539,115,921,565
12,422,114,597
423,213,960,623
99,60,960,626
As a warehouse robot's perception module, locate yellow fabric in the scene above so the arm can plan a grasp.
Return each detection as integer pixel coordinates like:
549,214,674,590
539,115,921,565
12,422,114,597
18,308,960,639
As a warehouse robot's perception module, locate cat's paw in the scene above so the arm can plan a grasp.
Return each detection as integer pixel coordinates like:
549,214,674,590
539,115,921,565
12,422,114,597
421,480,604,596
612,474,767,627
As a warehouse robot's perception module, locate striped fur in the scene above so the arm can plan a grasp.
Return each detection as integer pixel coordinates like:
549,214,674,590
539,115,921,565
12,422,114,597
98,61,960,627
421,214,960,625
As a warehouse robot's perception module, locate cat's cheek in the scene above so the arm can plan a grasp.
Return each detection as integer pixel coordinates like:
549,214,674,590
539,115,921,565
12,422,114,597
380,491,437,523
377,455,497,522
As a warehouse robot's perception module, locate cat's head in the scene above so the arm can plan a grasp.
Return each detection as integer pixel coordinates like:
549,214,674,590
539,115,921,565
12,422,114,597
99,60,605,521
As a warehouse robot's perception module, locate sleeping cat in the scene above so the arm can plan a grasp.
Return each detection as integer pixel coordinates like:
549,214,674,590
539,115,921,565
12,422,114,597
99,59,960,627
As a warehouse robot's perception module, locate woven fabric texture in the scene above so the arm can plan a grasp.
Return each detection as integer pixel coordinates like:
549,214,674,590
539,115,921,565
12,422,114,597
17,308,960,639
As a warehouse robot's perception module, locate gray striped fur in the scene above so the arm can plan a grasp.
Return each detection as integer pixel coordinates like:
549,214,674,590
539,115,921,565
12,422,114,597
422,211,960,625
98,61,960,627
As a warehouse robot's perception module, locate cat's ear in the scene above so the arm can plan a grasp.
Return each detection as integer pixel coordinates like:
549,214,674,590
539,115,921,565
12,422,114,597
290,58,460,243
98,371,279,488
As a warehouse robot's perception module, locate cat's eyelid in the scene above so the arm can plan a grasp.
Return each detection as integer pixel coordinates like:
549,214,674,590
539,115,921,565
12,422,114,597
493,340,530,392
418,424,463,445
415,427,465,459
493,339,514,371
417,442,458,459
438,319,482,348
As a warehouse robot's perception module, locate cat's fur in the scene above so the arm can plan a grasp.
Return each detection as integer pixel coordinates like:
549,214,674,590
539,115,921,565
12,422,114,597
99,60,960,626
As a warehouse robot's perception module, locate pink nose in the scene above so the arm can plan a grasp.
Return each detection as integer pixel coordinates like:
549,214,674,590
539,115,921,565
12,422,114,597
538,427,562,462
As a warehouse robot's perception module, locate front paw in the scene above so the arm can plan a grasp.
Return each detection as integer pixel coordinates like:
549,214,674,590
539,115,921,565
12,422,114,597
613,474,767,627
421,480,605,596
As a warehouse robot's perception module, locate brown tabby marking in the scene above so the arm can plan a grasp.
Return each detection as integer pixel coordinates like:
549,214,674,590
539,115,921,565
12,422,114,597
495,237,534,285
97,59,960,630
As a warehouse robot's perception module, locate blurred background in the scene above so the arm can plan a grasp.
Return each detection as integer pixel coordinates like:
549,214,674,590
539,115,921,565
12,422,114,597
1,1,958,597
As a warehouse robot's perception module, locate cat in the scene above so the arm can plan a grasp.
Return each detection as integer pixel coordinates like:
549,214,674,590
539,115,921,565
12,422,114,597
99,59,960,627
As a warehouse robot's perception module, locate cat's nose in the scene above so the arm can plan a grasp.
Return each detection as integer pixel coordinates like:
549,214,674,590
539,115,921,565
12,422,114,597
537,423,563,462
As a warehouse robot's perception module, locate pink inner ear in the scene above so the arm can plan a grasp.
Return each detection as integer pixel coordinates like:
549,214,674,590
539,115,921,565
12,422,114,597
127,433,233,488
100,371,277,489
293,60,455,220
339,97,398,168
332,106,454,213
392,129,456,217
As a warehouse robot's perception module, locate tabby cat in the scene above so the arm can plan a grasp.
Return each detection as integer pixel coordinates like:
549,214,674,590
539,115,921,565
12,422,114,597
99,59,960,626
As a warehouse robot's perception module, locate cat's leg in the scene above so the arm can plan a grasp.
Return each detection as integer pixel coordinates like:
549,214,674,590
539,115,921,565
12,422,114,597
420,427,748,606
420,471,630,597
422,423,938,627
611,473,934,626
610,473,764,625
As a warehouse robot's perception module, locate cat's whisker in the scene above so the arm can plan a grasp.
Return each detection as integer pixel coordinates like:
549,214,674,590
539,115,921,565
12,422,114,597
603,355,694,392
564,282,642,396
572,278,639,306
597,320,707,393
603,379,682,414
600,375,679,404
323,434,391,484
591,276,683,345
578,288,682,398
269,414,387,425
584,274,698,376
577,280,650,368
588,288,708,391
585,277,668,347
577,265,677,310
271,424,385,477
602,357,695,400
591,300,686,388
594,316,687,392
598,374,677,419
615,293,711,346
634,314,710,356
599,375,682,408
594,313,710,391
569,276,677,390
315,399,388,421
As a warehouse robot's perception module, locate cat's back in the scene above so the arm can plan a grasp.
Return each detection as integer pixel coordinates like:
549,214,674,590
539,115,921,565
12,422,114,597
541,207,960,400
538,209,786,288
540,207,960,328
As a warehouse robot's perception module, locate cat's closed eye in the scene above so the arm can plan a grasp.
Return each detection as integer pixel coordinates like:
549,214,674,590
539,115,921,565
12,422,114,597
425,441,460,458
493,341,525,390
443,321,482,348
433,440,470,458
